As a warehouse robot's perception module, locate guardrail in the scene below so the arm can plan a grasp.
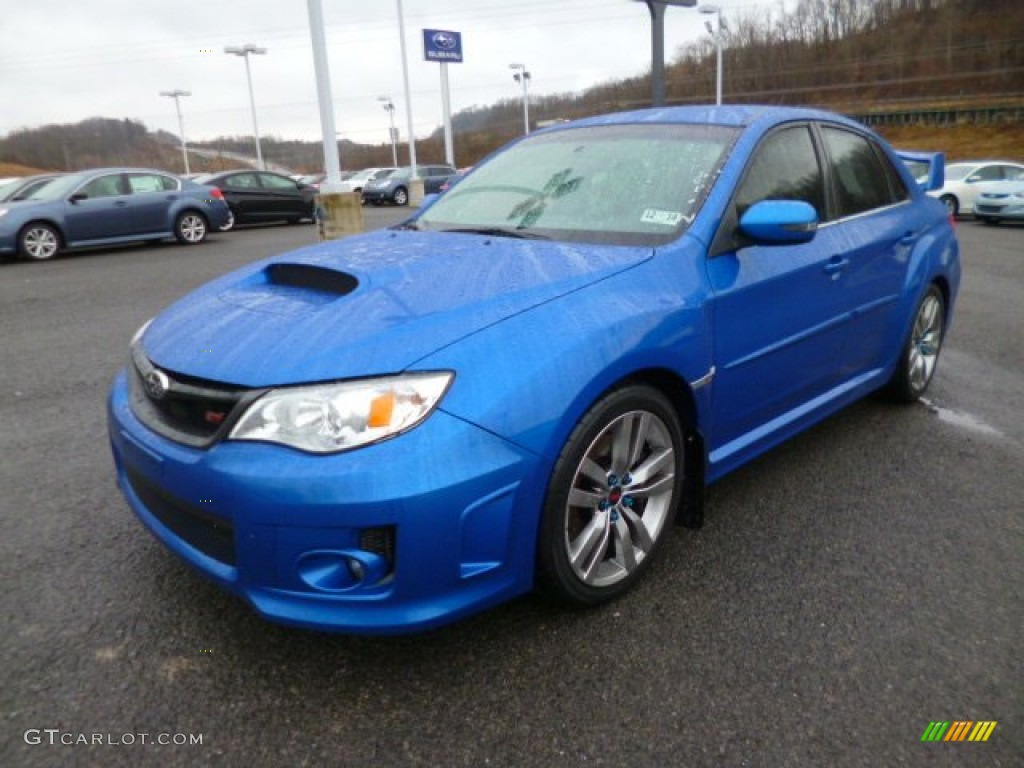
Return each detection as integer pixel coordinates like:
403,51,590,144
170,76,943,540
850,104,1024,127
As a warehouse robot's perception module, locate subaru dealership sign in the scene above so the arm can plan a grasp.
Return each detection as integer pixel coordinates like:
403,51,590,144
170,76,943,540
423,29,463,63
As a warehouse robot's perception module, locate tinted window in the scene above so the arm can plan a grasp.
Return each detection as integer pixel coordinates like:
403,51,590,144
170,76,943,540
80,174,125,199
260,173,297,190
873,145,909,203
735,126,825,218
969,165,1002,182
821,126,894,217
227,173,260,189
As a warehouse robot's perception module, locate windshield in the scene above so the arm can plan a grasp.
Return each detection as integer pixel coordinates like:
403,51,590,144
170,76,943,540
27,173,89,201
415,123,737,246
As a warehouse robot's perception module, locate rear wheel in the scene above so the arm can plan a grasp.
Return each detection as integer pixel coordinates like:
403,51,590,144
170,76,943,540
887,284,945,402
537,385,683,606
174,211,208,244
392,186,409,206
18,222,61,261
218,209,236,232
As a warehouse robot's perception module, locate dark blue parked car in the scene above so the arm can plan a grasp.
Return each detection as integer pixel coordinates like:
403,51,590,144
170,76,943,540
0,168,231,260
108,106,959,634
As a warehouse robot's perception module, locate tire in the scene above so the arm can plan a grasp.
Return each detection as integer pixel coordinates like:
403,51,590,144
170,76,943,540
940,195,959,217
18,222,61,261
536,385,684,606
392,186,409,206
174,211,208,244
980,217,1000,226
887,284,946,402
218,209,236,232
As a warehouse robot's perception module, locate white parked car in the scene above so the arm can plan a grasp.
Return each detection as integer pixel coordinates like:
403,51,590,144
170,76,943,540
928,160,1024,217
338,167,397,195
973,168,1024,224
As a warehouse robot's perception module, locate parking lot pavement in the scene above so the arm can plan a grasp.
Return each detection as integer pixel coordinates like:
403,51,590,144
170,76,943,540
2,220,1021,767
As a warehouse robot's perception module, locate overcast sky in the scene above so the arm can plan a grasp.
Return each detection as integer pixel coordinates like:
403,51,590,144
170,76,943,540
1,0,787,150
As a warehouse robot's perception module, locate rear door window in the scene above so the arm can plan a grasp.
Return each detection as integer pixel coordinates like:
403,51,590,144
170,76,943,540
820,126,896,218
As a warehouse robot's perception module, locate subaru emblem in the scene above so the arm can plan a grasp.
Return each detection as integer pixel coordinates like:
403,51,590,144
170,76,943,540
432,32,457,50
144,369,170,400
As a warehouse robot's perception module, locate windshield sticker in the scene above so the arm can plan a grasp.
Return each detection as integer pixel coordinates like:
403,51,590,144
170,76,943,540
641,208,685,227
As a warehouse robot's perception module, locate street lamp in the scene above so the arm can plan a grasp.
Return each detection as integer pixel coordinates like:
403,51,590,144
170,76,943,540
224,43,267,170
509,63,531,134
700,4,727,105
159,89,191,175
378,96,398,166
632,1,697,107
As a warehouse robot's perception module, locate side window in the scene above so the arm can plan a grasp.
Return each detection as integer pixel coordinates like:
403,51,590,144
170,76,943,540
259,173,297,190
79,175,125,199
873,144,909,204
735,126,825,219
820,126,894,218
127,174,177,194
228,173,260,189
969,165,1002,182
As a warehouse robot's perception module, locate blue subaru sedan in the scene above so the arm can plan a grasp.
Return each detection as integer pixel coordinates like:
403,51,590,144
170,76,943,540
0,168,230,260
107,106,959,634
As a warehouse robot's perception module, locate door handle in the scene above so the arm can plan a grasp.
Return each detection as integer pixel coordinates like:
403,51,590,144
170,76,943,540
823,256,849,274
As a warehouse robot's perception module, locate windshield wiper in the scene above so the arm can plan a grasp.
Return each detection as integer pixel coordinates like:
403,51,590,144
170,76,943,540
391,221,421,231
438,226,550,240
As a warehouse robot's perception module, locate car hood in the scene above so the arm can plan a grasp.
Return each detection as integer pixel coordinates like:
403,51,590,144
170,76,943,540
141,230,652,387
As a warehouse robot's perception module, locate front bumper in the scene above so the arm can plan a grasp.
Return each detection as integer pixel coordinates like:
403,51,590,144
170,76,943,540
975,199,1024,219
107,369,541,634
361,188,397,203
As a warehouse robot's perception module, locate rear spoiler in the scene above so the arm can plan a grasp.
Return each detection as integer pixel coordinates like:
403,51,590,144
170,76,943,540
896,150,945,192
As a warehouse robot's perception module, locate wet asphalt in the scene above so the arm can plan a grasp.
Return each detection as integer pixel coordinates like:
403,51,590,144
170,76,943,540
2,213,1021,767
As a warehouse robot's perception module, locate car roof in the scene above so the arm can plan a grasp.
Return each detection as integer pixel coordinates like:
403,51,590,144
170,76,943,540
557,104,868,133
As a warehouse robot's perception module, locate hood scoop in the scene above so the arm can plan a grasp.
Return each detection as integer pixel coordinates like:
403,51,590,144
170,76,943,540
216,262,360,317
267,262,359,296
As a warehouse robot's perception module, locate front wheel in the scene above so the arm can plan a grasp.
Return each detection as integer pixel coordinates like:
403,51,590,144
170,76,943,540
18,222,61,261
537,385,683,606
887,285,946,402
174,211,208,244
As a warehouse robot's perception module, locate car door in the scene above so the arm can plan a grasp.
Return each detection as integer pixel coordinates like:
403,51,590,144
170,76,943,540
222,172,263,221
706,124,850,451
124,172,180,235
258,172,309,219
63,173,133,242
816,124,914,380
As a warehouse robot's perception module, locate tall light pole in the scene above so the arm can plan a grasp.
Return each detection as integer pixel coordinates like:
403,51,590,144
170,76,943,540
395,0,418,180
633,1,697,107
160,89,191,175
224,43,267,170
378,96,398,166
509,63,531,134
700,4,727,106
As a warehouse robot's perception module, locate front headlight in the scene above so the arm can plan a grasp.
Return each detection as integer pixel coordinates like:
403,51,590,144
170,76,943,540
229,372,453,454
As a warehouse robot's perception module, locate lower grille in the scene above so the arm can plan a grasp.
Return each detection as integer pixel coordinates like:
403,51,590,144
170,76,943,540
127,467,236,565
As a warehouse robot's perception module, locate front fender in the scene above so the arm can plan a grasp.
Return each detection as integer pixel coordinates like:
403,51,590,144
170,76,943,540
415,245,713,463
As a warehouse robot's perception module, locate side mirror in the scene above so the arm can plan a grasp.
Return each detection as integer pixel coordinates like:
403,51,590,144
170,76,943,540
966,175,982,184
69,192,88,203
739,200,818,245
